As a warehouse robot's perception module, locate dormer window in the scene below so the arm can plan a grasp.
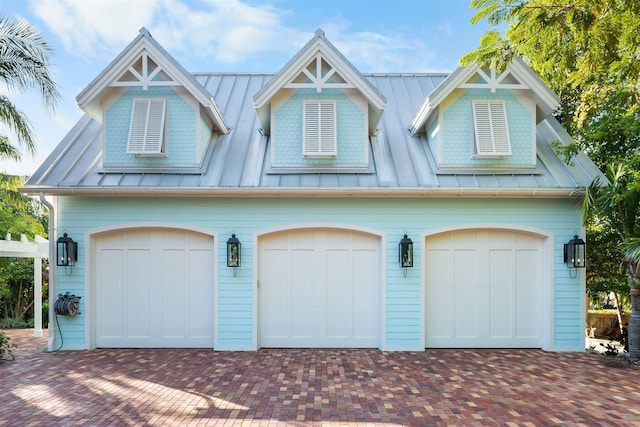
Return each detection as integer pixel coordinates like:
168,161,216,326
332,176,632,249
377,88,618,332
127,98,167,156
471,100,511,157
303,99,337,157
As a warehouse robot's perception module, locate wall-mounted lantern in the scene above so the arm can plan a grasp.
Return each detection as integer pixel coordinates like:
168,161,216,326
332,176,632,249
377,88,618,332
56,232,77,267
227,233,241,275
564,234,585,277
399,234,413,277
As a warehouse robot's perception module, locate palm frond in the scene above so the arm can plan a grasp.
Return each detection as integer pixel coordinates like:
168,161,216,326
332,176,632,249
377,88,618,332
0,14,60,109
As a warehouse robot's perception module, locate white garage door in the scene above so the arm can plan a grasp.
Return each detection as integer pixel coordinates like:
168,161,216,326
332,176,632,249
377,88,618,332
95,228,214,348
425,229,543,348
259,229,380,348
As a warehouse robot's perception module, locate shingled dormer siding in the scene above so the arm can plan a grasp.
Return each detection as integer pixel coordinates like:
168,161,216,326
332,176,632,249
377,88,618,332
439,89,536,168
105,86,202,166
271,88,368,168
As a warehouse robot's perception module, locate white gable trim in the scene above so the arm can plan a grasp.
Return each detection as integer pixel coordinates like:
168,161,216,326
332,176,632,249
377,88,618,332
253,29,385,134
410,58,559,135
254,29,385,110
76,28,229,135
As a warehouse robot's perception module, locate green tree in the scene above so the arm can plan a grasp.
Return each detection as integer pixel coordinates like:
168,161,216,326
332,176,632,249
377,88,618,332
0,13,58,346
583,163,640,359
464,0,640,358
0,13,59,160
0,175,48,323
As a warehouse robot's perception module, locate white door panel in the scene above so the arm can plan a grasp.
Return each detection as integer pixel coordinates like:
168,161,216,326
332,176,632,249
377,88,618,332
426,229,542,348
260,229,380,348
96,229,214,348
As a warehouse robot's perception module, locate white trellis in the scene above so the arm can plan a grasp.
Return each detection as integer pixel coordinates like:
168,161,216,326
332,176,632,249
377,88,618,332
0,233,49,337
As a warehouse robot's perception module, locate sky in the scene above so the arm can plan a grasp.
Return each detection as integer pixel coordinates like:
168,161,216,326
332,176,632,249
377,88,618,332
0,0,498,176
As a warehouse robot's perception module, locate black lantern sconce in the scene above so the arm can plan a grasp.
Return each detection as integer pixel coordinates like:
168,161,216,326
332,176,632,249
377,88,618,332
227,233,241,276
56,232,78,274
564,234,586,278
399,234,413,277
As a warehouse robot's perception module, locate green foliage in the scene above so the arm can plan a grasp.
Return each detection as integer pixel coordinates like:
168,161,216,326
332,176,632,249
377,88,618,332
464,0,640,141
586,224,627,296
0,13,60,160
0,330,16,362
0,176,48,323
0,317,32,328
465,0,640,358
0,175,47,238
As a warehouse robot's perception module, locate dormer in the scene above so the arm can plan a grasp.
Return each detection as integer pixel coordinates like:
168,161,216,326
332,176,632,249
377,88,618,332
410,57,560,169
76,28,229,168
253,29,386,170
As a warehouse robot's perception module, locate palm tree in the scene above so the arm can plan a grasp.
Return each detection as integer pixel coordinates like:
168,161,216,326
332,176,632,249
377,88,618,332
0,13,59,160
583,163,640,359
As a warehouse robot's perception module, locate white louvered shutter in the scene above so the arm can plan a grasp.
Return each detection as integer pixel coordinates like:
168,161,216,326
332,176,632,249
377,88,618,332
127,98,166,155
472,100,511,156
303,100,336,157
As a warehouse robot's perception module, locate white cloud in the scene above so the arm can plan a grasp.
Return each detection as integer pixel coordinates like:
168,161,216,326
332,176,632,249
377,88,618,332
318,21,437,73
30,0,304,66
437,21,453,37
30,0,158,60
28,0,441,72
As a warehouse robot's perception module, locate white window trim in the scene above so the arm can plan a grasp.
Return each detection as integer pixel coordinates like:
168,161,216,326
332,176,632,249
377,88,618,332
303,99,337,158
471,99,511,158
127,98,167,156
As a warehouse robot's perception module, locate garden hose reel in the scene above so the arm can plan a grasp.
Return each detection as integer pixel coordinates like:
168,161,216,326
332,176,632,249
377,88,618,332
54,292,81,316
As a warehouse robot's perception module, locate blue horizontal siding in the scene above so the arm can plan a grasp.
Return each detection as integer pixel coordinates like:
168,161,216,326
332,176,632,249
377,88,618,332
55,196,583,350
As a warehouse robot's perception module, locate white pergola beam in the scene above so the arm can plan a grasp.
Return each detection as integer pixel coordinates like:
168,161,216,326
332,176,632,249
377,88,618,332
0,234,49,337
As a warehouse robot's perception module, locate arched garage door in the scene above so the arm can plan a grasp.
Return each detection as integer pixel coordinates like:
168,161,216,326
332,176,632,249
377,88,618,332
259,228,380,348
425,229,543,348
95,228,214,348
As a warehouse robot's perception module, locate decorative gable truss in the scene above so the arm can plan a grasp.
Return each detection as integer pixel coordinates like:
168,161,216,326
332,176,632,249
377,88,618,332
254,29,386,136
112,50,179,90
253,29,386,168
76,28,229,165
411,57,560,136
410,57,560,167
287,53,353,93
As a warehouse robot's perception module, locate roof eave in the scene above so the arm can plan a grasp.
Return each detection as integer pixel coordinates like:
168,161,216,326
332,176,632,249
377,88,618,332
20,186,586,199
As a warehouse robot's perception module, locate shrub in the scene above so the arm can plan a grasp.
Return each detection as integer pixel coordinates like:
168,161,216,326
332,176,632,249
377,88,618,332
0,318,31,329
0,331,16,363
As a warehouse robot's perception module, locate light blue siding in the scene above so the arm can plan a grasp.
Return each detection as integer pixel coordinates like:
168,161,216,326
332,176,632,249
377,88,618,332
105,86,198,166
198,111,212,163
427,117,439,160
441,88,534,167
55,196,582,350
273,88,366,167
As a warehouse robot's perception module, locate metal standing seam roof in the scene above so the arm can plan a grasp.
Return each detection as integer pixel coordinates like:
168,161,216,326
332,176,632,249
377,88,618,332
23,72,604,197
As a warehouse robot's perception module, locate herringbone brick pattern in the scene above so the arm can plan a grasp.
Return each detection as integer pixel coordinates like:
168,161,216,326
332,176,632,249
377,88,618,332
1,329,639,426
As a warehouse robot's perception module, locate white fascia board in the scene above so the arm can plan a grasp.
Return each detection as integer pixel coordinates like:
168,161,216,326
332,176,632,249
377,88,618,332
253,33,385,114
508,58,560,115
208,99,230,135
318,40,386,109
76,34,150,109
76,28,229,133
22,186,585,199
410,64,477,135
410,98,434,135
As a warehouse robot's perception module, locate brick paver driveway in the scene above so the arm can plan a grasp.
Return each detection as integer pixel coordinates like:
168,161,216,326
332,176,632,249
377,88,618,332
1,329,639,426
